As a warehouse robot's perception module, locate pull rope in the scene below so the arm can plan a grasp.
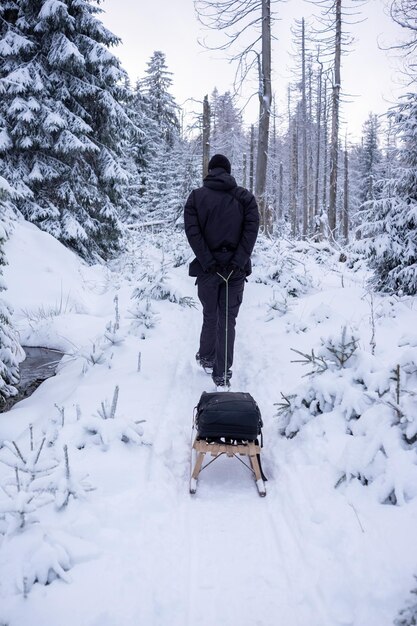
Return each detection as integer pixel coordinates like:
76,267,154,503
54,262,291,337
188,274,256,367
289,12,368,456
217,269,233,386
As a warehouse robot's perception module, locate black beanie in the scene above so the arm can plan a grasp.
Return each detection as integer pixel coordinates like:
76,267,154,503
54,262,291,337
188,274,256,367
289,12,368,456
208,154,231,174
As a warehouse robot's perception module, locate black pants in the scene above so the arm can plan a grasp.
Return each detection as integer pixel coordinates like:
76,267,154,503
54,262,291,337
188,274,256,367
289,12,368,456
197,270,245,378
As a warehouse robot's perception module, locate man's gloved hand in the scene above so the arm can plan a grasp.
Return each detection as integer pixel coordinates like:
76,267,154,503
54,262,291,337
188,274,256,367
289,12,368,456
206,262,220,274
228,262,241,274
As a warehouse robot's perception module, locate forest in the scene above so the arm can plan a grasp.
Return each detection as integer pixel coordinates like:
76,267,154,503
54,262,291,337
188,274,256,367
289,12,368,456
0,1,417,625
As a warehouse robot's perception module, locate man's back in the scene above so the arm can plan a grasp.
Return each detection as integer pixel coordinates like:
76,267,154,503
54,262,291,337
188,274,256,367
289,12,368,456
183,153,259,387
184,166,259,276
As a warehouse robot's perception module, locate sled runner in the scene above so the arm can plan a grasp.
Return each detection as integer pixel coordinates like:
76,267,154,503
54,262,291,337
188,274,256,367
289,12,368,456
189,391,267,497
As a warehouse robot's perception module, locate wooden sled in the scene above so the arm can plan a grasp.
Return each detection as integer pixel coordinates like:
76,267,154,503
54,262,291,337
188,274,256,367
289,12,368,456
189,437,266,497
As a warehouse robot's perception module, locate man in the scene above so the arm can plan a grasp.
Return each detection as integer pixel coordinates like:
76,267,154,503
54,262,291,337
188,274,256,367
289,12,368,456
184,154,259,387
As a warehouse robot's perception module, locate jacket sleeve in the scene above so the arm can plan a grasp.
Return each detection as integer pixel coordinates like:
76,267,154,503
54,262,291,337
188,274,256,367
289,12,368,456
231,190,260,270
184,191,216,272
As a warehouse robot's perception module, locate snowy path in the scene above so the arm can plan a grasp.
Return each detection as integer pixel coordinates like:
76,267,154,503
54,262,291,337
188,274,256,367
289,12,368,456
2,226,417,626
52,277,380,626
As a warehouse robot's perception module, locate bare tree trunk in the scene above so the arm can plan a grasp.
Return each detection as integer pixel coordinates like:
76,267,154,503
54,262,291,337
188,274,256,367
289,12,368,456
322,76,328,237
301,18,308,238
255,0,272,232
249,124,255,194
242,152,247,188
328,0,341,237
314,57,323,230
287,86,292,225
291,116,299,237
271,98,278,224
343,141,349,242
202,94,210,180
307,59,315,232
278,161,283,221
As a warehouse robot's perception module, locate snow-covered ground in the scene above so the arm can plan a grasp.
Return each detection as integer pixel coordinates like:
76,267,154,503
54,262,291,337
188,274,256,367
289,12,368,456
1,219,417,626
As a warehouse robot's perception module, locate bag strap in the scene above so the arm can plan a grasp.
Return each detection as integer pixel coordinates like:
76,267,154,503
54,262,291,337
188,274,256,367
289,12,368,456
227,187,246,212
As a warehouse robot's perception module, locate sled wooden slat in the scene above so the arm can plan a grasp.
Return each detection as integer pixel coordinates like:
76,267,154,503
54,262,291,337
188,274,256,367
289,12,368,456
193,439,261,457
190,438,266,497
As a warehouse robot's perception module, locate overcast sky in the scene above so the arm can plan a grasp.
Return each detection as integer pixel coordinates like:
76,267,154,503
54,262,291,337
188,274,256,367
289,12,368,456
100,0,407,141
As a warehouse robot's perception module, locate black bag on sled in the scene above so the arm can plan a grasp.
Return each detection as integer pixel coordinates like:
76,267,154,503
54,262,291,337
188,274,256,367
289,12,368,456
195,391,263,442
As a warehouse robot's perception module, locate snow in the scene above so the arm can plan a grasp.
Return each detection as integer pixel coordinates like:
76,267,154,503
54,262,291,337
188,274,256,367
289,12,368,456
1,220,417,625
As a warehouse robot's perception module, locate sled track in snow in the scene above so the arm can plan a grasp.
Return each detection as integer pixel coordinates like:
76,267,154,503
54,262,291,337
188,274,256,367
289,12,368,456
144,308,201,486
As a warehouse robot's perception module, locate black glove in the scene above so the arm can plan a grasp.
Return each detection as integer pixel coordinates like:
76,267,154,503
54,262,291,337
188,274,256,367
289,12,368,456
228,263,241,274
206,263,219,274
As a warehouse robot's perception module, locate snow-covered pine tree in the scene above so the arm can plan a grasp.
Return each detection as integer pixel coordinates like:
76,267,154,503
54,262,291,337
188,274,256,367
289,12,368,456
358,113,382,206
210,89,245,181
141,50,180,147
0,177,25,405
137,51,200,226
139,136,200,226
0,0,133,259
118,78,153,223
349,113,383,236
360,92,417,294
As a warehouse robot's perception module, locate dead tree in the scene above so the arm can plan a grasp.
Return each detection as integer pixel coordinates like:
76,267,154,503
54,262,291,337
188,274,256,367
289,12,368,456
311,0,364,239
194,0,277,229
255,0,272,231
343,138,349,242
328,0,341,237
301,18,309,238
202,94,210,179
249,124,255,194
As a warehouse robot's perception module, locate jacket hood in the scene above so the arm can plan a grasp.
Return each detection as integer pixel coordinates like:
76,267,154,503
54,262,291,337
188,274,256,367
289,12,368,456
203,168,237,192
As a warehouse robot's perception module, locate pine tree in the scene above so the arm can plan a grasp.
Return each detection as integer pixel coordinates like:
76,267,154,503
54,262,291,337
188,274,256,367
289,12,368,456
357,113,382,205
139,137,200,225
141,51,180,147
136,51,196,224
119,79,153,223
361,92,417,295
0,178,24,405
0,0,133,259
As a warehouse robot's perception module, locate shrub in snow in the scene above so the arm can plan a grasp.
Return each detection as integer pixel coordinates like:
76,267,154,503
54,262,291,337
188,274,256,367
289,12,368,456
0,468,53,534
276,327,417,505
148,229,193,268
395,581,417,626
0,454,70,595
128,298,160,338
0,522,72,595
265,292,291,320
132,263,196,307
103,295,125,346
252,239,312,297
65,339,115,374
0,430,57,481
0,422,93,512
77,342,107,371
34,445,94,510
78,386,145,450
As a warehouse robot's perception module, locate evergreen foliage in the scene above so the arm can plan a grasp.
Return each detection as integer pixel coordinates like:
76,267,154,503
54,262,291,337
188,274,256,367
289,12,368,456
395,582,417,626
0,179,24,406
141,50,180,147
0,0,133,259
276,326,417,505
210,88,244,179
351,113,382,211
138,137,200,225
360,93,417,295
134,51,200,225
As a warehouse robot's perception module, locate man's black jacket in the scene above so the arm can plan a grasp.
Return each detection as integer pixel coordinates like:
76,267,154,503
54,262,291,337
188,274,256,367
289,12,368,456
184,168,259,276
